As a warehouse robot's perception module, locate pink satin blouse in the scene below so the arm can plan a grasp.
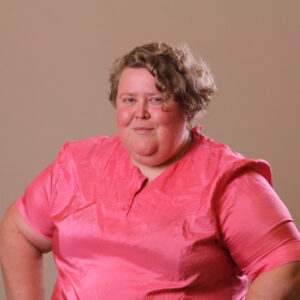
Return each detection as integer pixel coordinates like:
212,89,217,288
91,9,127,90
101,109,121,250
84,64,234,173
18,127,300,299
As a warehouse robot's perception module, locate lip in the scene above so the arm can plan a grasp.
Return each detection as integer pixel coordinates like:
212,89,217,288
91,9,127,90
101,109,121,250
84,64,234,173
132,127,154,134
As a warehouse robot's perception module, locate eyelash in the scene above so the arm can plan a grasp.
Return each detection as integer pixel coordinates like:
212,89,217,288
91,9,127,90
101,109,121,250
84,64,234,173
122,97,163,105
151,98,162,103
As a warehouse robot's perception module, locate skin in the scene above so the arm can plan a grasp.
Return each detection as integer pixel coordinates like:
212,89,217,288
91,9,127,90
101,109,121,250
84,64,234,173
0,202,51,300
246,262,300,299
1,66,299,299
116,67,191,181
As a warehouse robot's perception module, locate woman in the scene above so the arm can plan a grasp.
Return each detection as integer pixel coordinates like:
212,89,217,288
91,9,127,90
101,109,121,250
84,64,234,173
1,42,300,299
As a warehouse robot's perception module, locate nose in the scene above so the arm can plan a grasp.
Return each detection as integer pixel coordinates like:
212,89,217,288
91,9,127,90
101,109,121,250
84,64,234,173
134,99,150,119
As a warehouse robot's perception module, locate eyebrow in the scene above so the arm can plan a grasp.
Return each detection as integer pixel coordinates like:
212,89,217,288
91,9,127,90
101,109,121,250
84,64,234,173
118,92,163,97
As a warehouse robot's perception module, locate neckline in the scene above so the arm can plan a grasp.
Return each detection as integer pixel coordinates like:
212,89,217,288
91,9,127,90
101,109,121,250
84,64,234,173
124,128,202,191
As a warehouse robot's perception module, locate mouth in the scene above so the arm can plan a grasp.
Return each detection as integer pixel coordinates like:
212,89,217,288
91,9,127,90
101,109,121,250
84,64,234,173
132,127,154,134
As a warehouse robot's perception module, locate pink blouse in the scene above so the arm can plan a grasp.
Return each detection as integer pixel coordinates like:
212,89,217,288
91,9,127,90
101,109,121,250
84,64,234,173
18,127,300,299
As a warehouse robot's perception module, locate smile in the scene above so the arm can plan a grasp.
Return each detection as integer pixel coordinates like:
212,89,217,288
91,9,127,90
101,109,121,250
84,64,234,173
132,127,154,134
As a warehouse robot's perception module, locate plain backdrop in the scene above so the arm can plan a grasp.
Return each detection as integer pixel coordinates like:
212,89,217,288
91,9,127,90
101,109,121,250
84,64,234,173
1,1,299,298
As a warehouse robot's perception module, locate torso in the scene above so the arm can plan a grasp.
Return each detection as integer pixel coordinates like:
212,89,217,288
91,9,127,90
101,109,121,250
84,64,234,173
48,129,261,299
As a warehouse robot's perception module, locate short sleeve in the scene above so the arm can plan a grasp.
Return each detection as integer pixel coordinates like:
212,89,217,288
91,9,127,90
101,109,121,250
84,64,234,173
17,142,72,240
17,162,55,240
216,170,300,282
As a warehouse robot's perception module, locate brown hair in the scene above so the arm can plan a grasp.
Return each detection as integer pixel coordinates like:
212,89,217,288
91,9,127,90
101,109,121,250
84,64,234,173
109,42,216,121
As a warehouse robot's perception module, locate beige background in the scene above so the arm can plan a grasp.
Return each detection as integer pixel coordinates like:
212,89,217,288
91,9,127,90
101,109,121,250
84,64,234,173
1,0,299,298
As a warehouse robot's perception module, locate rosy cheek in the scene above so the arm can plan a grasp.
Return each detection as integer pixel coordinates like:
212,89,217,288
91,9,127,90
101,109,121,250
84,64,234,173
151,108,184,126
116,108,132,127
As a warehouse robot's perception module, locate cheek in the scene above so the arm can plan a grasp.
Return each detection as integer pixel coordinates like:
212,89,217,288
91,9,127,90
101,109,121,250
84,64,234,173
116,108,132,127
152,108,186,128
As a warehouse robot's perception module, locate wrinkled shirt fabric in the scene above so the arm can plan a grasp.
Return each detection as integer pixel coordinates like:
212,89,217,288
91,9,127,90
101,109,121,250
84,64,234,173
18,127,300,299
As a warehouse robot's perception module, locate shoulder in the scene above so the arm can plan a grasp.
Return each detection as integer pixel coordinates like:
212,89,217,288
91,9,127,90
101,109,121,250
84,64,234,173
56,135,122,163
191,127,273,186
192,126,247,161
60,135,120,154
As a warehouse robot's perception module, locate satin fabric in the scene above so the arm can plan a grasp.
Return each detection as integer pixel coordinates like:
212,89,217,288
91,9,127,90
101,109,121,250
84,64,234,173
18,127,300,299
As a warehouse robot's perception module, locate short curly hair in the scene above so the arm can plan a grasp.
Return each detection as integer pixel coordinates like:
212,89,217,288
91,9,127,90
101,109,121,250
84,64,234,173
109,42,216,121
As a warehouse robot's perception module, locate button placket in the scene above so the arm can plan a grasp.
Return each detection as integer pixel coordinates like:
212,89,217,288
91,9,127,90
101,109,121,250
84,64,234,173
122,169,147,216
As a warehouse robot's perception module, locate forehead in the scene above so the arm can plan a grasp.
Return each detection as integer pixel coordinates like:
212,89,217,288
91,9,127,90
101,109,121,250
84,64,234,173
117,68,160,95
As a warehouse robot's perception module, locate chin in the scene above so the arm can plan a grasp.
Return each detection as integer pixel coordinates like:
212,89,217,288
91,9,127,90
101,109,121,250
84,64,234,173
128,142,158,157
131,155,163,167
128,147,164,167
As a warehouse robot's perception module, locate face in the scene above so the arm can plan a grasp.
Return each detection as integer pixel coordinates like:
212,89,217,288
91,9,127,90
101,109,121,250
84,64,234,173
116,67,189,167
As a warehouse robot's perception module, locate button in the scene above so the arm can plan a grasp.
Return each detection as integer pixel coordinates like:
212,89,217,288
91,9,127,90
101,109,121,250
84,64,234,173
122,204,129,211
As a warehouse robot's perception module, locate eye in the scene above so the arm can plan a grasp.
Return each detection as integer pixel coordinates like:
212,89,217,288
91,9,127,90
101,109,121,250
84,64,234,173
122,97,136,104
149,97,163,105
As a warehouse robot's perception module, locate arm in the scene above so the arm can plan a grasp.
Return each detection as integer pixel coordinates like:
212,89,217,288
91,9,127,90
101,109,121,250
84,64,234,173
216,169,300,299
0,201,52,300
246,261,300,299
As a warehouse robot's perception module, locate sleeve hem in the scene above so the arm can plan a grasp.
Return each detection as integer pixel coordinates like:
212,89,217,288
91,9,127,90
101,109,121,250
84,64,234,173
246,240,300,282
17,196,52,241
